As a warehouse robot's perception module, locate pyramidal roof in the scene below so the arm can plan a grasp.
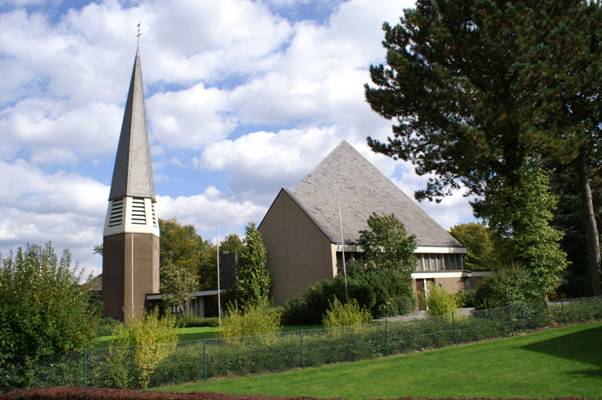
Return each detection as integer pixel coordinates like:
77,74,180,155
109,48,155,201
292,141,462,247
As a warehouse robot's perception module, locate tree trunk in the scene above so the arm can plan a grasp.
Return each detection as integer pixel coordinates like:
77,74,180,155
576,150,601,296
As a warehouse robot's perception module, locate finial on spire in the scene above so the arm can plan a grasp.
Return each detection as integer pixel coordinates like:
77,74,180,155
136,23,141,47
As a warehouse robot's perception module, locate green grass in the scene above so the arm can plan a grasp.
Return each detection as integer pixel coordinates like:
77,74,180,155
94,324,320,348
159,322,602,399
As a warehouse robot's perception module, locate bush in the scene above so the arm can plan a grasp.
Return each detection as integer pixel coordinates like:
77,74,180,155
220,302,281,345
473,267,531,309
427,285,459,316
0,243,98,391
105,312,178,389
281,269,415,324
322,298,371,332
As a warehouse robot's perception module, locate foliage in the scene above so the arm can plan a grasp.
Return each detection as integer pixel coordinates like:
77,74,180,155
513,0,602,295
159,219,205,310
234,223,271,310
281,268,415,325
426,285,458,317
365,0,601,296
480,161,567,302
358,213,416,274
106,312,178,389
220,302,281,346
220,234,244,255
473,267,531,310
18,298,602,391
0,243,98,391
322,299,371,332
95,318,123,338
449,223,499,271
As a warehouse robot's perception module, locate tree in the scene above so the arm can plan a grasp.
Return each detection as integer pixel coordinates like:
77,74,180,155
358,213,416,276
364,0,575,297
0,243,98,390
512,0,602,295
221,234,244,254
551,165,602,297
235,223,271,309
449,223,499,271
159,219,207,310
480,161,567,301
365,0,531,203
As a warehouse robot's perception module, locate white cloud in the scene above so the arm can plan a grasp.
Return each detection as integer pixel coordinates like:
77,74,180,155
157,187,266,240
0,99,122,161
147,83,235,149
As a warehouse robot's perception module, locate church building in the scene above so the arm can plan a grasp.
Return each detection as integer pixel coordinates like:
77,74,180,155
259,141,486,307
102,49,160,323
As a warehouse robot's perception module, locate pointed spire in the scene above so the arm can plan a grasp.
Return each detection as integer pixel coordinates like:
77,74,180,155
109,48,155,201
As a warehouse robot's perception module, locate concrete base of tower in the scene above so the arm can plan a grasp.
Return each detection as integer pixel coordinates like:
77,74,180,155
102,232,159,323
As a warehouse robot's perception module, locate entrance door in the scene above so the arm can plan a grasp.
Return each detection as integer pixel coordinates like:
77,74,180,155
415,279,435,311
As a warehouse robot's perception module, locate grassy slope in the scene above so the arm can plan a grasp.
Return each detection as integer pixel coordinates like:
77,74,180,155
159,322,602,399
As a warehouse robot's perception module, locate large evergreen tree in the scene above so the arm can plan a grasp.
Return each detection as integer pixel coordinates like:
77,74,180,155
513,0,602,295
364,0,587,295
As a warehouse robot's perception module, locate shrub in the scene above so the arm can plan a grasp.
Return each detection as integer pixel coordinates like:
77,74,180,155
106,311,178,389
473,267,531,309
427,285,459,316
281,269,415,324
220,301,281,345
0,243,98,391
323,298,371,333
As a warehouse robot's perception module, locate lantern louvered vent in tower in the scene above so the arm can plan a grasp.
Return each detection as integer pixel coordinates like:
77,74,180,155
131,197,147,225
108,199,124,227
151,202,158,228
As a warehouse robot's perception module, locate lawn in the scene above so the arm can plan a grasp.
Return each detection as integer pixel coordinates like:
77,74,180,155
159,322,602,399
94,324,320,347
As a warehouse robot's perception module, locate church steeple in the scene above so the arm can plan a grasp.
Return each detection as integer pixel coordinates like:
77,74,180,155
109,49,155,201
103,48,160,323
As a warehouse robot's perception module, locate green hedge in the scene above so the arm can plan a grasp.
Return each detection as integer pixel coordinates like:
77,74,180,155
24,297,602,391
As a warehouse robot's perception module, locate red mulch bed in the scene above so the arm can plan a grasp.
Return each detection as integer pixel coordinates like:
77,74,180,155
0,387,589,400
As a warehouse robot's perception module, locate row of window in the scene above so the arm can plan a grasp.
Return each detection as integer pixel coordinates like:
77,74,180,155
415,253,464,272
336,252,464,272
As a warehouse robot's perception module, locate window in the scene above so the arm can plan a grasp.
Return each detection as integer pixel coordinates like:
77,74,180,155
414,253,464,272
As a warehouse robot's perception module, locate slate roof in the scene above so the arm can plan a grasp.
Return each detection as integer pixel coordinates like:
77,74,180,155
291,141,462,248
109,48,155,201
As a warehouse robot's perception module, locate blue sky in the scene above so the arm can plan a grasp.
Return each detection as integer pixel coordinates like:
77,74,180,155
0,0,475,275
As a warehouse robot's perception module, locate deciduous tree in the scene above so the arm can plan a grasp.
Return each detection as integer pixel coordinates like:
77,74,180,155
235,223,271,309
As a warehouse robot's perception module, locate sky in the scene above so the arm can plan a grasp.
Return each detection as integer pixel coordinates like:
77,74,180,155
0,0,476,276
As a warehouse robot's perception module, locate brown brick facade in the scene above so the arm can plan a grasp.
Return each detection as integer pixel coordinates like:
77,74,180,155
102,232,159,322
259,190,336,305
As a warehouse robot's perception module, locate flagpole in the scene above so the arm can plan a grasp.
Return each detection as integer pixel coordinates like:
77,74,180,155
216,225,221,326
338,201,348,297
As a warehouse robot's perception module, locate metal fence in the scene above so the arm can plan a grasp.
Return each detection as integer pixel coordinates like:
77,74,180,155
28,296,602,390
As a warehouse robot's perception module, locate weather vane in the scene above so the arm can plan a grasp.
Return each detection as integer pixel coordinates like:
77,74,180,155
136,23,141,47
